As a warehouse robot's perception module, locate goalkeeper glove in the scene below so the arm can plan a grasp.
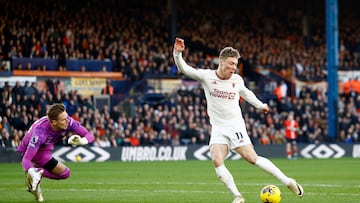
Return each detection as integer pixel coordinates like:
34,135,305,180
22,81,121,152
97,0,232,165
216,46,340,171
68,135,88,146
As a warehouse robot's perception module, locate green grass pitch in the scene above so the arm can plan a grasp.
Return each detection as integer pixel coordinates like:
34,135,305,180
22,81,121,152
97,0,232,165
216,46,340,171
0,158,359,203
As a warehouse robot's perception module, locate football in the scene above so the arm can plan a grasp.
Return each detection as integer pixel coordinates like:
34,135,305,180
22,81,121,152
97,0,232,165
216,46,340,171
75,155,82,162
260,185,282,203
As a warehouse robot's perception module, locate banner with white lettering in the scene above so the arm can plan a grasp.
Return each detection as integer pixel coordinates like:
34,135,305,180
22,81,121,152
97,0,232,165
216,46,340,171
0,144,357,163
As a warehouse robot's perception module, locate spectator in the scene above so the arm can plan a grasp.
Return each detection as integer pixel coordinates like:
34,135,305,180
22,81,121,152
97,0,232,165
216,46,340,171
280,80,288,98
158,130,172,146
273,82,283,101
1,0,360,149
128,132,140,146
1,128,13,148
1,116,11,133
12,81,24,100
11,129,22,148
101,80,114,95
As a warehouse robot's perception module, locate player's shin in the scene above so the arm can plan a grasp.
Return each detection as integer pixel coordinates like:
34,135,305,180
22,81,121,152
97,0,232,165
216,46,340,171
215,165,242,197
42,167,71,179
255,156,290,185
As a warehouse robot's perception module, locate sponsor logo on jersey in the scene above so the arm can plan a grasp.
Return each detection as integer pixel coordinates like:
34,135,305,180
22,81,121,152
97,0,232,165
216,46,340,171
209,88,235,99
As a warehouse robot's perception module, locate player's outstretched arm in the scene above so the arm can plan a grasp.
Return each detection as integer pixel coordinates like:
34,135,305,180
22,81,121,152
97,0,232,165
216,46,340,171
173,37,185,53
261,104,270,114
240,83,269,112
68,117,95,144
173,37,202,80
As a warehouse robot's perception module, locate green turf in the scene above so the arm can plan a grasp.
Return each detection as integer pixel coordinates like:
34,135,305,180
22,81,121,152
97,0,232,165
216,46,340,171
0,158,359,202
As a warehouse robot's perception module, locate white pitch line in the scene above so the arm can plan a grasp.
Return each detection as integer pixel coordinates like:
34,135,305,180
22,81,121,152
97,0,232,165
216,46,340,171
2,188,360,197
2,181,359,189
91,181,360,188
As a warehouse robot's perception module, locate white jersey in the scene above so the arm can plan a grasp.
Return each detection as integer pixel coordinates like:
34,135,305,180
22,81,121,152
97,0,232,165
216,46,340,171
173,51,266,127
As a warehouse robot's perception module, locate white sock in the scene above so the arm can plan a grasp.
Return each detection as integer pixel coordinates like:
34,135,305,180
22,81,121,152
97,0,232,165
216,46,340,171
215,164,241,197
255,156,291,185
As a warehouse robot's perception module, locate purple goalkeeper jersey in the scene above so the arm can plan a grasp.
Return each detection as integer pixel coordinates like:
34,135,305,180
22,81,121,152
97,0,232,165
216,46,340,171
17,116,94,171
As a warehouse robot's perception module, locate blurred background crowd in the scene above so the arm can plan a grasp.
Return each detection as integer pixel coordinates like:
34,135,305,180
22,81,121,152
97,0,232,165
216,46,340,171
1,0,359,149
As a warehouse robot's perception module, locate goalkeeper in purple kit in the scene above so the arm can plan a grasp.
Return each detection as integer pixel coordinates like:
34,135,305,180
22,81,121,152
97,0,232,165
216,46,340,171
17,103,94,202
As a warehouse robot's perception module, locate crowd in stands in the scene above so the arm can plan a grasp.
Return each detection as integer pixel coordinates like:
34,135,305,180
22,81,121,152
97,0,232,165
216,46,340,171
1,77,359,149
1,0,360,148
1,0,359,79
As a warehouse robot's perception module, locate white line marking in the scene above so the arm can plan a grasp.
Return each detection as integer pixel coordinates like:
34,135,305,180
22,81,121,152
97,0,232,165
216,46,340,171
2,187,360,197
91,181,360,188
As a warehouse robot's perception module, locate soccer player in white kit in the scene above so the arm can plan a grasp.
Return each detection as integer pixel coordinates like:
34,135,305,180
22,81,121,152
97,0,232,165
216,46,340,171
173,38,304,203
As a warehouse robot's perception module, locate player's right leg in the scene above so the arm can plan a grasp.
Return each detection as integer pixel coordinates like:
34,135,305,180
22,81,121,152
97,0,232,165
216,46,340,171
26,157,70,202
26,168,44,202
286,142,292,159
26,167,44,191
27,184,44,202
210,144,244,202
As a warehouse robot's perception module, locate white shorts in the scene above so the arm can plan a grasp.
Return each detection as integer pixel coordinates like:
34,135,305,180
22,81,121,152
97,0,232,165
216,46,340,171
209,122,252,150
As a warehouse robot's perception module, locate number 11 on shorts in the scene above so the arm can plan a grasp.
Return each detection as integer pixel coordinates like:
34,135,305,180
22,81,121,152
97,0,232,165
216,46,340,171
235,132,243,139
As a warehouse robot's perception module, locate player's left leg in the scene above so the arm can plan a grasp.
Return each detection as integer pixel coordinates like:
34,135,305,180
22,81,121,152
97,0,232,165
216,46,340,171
232,195,245,203
42,157,71,179
291,141,298,159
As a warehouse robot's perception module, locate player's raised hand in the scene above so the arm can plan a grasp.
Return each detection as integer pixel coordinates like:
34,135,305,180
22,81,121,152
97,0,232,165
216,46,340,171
262,104,270,114
174,37,185,52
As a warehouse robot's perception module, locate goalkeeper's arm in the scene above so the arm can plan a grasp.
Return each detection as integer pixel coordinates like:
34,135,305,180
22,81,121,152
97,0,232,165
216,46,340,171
68,130,94,146
68,121,95,145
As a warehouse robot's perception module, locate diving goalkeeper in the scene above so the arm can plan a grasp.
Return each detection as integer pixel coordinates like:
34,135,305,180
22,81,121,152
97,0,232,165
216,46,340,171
17,103,94,202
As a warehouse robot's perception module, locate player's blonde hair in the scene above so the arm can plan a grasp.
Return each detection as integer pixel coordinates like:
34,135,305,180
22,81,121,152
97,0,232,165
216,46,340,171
219,47,241,60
